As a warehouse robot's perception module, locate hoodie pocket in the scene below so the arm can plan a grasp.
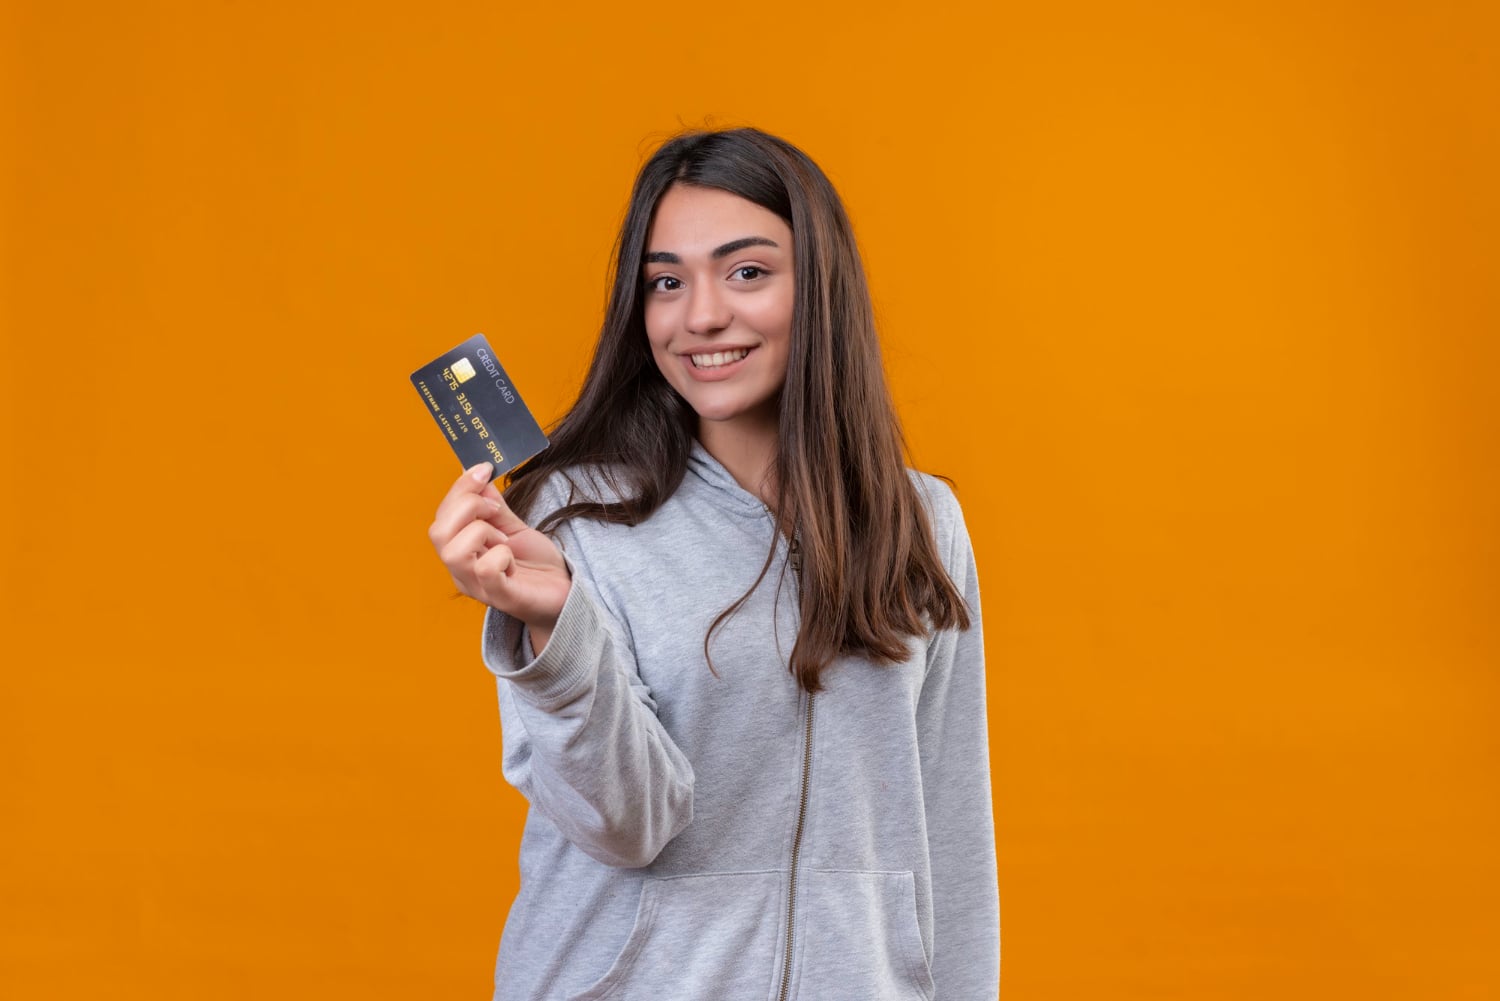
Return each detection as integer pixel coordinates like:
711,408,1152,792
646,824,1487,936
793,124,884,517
567,870,783,1001
794,869,935,1000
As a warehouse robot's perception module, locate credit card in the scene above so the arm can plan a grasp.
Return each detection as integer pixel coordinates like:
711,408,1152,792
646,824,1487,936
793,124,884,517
410,334,549,479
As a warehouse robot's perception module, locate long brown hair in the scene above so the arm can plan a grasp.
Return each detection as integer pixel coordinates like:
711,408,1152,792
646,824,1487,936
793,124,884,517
506,126,970,692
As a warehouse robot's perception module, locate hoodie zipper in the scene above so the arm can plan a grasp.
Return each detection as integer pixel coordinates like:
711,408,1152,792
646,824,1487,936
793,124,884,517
777,530,811,1001
777,686,814,1001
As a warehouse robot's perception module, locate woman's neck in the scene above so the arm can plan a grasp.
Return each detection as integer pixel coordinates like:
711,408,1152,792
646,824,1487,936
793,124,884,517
697,411,779,507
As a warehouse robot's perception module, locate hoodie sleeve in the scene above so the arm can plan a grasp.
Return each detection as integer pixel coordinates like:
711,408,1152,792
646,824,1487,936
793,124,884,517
916,483,1001,998
479,474,696,869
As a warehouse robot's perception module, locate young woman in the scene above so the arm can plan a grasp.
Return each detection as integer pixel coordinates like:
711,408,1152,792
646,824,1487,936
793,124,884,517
428,127,998,1001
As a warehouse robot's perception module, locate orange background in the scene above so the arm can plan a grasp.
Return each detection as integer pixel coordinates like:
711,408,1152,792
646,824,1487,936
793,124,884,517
3,1,1497,998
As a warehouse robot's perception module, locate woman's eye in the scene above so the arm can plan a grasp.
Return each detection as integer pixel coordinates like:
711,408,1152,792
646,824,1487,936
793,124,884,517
733,266,764,281
646,275,682,292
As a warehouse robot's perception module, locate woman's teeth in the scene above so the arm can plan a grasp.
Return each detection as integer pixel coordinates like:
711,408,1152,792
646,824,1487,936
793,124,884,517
690,349,749,369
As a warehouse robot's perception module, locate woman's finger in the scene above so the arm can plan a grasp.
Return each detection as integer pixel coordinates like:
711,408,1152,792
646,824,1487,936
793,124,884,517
472,543,518,604
443,462,494,503
484,489,532,537
430,492,507,549
440,520,508,571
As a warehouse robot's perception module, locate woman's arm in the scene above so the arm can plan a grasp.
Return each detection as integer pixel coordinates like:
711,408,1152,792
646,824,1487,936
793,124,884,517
478,475,695,869
917,485,1001,997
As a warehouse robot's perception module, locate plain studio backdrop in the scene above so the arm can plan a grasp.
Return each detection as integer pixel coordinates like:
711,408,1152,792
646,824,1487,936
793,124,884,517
2,1,1496,998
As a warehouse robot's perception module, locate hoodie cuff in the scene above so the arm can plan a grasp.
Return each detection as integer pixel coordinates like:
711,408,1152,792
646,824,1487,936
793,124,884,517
480,556,604,711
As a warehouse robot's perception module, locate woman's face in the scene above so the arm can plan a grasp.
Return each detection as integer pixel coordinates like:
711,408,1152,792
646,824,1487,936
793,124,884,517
642,183,795,434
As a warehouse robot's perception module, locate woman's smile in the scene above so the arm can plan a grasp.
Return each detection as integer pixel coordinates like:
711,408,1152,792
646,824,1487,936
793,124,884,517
688,347,751,369
682,345,755,378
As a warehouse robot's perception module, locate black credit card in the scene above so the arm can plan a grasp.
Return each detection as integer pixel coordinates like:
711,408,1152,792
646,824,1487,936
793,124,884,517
410,334,548,479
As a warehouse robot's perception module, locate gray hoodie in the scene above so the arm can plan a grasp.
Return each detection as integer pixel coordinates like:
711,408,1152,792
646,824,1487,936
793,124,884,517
480,441,998,1000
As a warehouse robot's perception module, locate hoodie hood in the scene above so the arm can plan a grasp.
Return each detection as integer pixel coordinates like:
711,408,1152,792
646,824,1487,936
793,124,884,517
685,437,773,520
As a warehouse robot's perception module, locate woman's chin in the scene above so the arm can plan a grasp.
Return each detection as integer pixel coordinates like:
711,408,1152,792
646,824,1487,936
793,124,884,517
691,400,781,434
692,402,747,423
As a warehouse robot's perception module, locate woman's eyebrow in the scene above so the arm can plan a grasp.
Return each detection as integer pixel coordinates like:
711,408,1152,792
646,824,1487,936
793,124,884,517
643,236,781,265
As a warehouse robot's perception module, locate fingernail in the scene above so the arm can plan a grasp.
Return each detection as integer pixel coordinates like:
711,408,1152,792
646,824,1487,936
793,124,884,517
470,462,493,482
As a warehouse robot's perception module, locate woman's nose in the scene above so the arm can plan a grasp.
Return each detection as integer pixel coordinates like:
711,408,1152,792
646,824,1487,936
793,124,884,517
684,281,732,335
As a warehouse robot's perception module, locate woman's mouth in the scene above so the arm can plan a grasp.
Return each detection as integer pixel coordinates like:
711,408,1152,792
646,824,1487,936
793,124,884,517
689,348,751,370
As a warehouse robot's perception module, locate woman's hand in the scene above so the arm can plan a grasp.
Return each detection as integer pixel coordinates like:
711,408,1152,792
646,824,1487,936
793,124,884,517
429,463,571,651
